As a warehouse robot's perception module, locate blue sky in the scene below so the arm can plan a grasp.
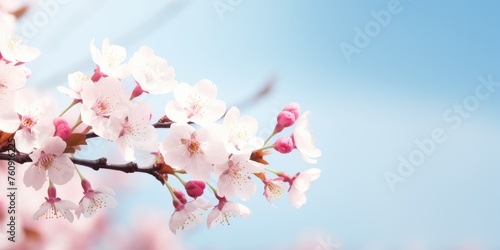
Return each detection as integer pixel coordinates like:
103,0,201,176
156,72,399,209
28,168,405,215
17,0,500,248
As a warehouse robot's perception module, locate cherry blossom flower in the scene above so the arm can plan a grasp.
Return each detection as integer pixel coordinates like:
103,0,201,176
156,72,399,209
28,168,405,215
0,60,29,106
115,102,157,161
288,168,321,208
90,38,129,80
292,111,322,164
263,176,287,205
214,152,264,201
80,77,130,140
222,106,262,153
23,136,74,190
207,197,252,228
129,46,177,95
160,123,228,181
169,198,212,234
57,71,92,100
0,33,40,63
0,89,54,153
75,179,117,219
165,80,226,125
32,185,78,222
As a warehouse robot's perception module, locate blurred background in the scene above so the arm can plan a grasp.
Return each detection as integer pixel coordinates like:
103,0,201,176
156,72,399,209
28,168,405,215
1,0,500,249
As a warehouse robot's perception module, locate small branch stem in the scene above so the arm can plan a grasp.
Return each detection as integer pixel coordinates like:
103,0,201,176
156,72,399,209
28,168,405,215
0,153,164,184
59,100,78,117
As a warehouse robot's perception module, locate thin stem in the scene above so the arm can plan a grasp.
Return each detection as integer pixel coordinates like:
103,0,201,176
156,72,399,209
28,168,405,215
173,173,186,185
263,131,277,146
74,165,85,180
59,100,78,117
164,180,178,201
206,182,218,195
265,167,281,176
260,145,275,151
71,115,83,132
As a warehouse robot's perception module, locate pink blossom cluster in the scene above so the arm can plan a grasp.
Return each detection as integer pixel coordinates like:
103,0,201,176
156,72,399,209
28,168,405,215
0,11,322,234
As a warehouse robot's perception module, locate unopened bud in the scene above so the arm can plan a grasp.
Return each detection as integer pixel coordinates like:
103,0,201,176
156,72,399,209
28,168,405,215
47,185,57,199
185,180,206,199
274,111,295,133
53,118,71,140
81,179,92,193
283,102,300,120
274,137,294,154
173,189,187,204
131,83,144,98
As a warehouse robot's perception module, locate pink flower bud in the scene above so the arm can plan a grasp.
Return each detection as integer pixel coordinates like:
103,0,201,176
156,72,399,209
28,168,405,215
185,180,206,199
47,185,57,199
91,66,106,82
173,199,184,210
132,83,144,98
283,102,300,120
81,179,92,193
274,111,295,133
173,189,187,204
277,172,294,184
274,136,294,154
53,118,71,140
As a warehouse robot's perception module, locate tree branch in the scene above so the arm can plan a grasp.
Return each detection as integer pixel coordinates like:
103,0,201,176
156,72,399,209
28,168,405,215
0,153,165,185
0,153,32,164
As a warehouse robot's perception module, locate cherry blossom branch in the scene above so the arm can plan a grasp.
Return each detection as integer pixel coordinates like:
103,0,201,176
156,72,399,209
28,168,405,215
69,157,165,184
0,153,165,184
0,153,32,164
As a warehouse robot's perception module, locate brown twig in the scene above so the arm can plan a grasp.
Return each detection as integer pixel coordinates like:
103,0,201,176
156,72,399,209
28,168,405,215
0,153,165,184
0,153,32,164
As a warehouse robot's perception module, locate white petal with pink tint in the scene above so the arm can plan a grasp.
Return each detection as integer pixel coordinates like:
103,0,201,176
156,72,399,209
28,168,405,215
0,34,40,63
129,46,177,94
0,89,55,153
169,199,212,234
293,111,322,164
165,80,226,125
75,186,117,219
32,199,78,222
207,201,252,228
263,177,287,206
289,168,321,208
90,39,129,79
57,71,91,100
80,77,130,140
0,60,29,89
222,106,261,153
160,123,228,181
23,137,74,190
116,102,157,161
214,152,263,201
